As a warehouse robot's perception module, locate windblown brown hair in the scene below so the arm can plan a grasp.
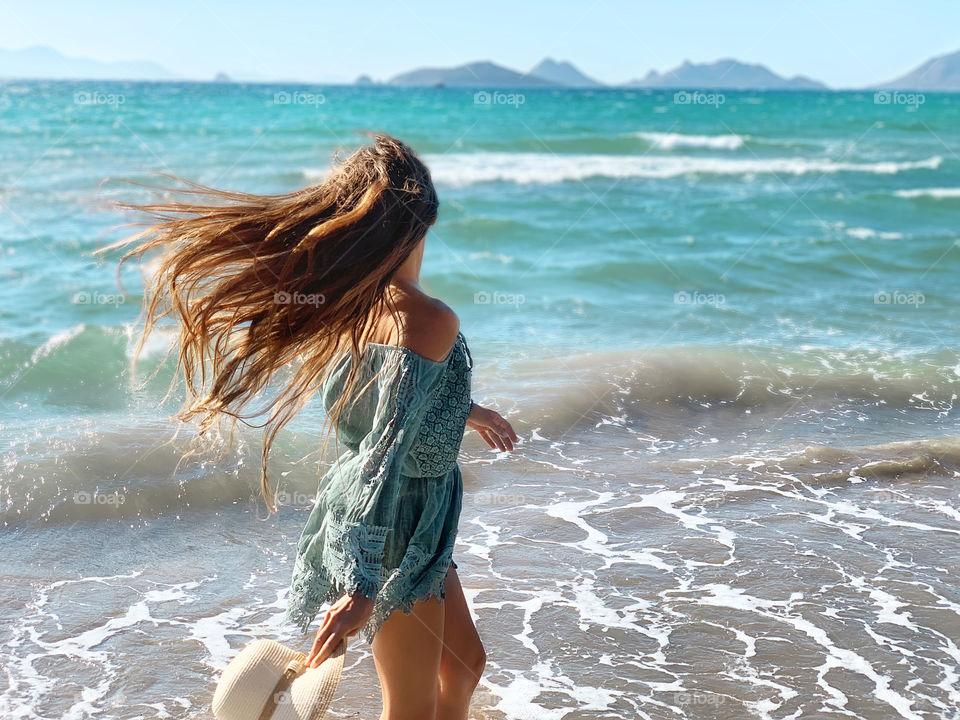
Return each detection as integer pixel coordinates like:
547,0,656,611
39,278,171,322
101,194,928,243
94,133,439,515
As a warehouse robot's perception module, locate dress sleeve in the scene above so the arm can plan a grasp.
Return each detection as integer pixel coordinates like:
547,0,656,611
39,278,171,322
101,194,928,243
323,350,445,601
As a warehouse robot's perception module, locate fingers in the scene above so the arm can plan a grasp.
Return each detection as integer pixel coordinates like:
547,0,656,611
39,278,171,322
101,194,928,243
489,414,515,451
480,427,509,452
490,411,519,443
308,631,345,668
304,592,369,668
479,428,503,451
305,614,332,667
306,621,347,668
478,428,496,450
471,406,519,452
306,604,347,668
306,633,327,668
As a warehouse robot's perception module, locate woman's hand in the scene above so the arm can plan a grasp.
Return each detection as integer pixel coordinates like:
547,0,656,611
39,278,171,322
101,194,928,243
466,402,519,452
305,590,374,668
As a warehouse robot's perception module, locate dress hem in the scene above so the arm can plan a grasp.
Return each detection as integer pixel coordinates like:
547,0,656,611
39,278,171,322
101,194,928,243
284,548,457,644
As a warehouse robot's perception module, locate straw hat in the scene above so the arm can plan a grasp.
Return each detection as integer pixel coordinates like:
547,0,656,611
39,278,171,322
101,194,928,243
212,637,346,720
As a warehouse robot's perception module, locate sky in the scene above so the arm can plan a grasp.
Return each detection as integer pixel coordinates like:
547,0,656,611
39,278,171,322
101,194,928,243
1,0,958,87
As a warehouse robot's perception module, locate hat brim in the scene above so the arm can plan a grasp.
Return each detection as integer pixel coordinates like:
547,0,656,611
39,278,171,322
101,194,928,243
273,639,346,720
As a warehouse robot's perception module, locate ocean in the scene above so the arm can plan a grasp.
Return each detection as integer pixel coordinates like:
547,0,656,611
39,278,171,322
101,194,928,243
1,80,959,719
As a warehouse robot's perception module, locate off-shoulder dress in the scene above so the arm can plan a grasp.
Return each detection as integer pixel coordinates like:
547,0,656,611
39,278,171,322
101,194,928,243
284,331,473,643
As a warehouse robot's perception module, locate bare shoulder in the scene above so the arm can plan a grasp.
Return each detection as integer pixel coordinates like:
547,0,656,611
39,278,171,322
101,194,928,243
379,284,460,363
401,293,459,363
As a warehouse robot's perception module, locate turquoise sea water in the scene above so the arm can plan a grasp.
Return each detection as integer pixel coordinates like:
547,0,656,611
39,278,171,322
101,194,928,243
3,83,959,351
2,81,960,719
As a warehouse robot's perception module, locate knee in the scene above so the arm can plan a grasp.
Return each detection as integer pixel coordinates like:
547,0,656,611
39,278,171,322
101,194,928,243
468,643,486,681
441,640,486,687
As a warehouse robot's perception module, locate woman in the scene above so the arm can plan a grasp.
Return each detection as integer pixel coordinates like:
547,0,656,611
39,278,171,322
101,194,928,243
98,133,519,719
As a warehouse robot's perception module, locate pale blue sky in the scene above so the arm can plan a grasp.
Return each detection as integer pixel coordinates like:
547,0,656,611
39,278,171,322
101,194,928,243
2,0,957,87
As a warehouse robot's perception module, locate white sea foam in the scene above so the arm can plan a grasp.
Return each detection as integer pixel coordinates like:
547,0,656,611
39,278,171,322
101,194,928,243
123,320,179,360
845,226,904,240
29,324,86,364
695,584,924,720
415,153,943,186
636,131,745,150
468,250,514,264
895,187,960,199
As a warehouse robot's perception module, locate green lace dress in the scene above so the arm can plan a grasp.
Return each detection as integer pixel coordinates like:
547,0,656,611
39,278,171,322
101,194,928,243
284,331,473,643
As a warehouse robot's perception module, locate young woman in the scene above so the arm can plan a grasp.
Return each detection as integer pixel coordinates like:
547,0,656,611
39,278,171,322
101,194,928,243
99,134,519,719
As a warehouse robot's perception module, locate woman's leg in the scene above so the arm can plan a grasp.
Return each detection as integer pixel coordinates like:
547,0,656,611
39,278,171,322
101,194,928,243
436,565,487,720
372,593,446,720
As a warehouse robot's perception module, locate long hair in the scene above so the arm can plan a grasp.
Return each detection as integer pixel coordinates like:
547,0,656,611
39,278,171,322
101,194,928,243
94,133,439,515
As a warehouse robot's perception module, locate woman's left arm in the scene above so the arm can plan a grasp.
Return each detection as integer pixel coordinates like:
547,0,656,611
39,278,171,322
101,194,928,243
466,400,519,452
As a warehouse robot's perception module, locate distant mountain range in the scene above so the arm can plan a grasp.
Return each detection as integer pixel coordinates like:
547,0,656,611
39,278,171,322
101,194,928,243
877,49,960,91
384,54,959,91
625,59,826,90
382,58,599,88
387,60,555,88
0,45,179,80
525,58,603,88
5,44,960,92
385,57,825,89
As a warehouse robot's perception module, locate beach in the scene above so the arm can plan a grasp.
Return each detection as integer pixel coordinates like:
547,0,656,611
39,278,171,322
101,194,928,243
1,81,959,719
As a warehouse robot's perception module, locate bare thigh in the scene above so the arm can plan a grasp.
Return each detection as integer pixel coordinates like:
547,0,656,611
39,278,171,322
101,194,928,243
439,565,485,681
371,593,446,719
